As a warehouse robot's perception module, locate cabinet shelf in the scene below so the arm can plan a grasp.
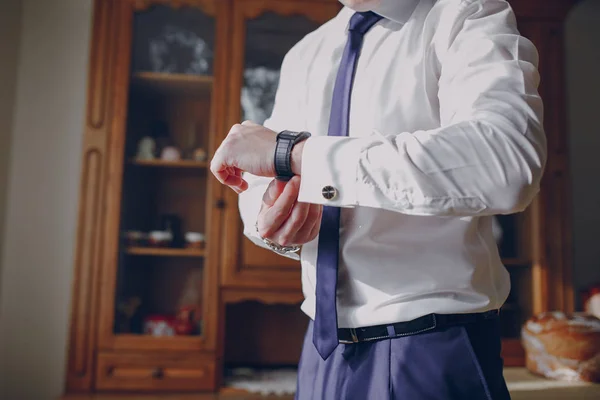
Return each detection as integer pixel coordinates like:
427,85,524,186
131,71,213,97
129,159,208,169
111,334,204,351
125,247,205,257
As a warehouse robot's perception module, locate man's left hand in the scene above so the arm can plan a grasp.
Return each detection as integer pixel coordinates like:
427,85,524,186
210,121,278,193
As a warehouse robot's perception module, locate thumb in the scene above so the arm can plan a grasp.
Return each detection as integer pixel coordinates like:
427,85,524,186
262,179,287,207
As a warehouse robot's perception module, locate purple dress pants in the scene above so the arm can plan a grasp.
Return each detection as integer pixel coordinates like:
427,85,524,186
296,317,511,400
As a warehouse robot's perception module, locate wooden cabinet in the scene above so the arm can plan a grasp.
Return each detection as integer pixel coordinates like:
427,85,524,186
64,0,340,394
220,0,340,290
64,0,574,395
66,0,230,392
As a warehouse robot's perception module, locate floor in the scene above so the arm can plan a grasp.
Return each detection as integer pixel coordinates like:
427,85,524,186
61,368,600,400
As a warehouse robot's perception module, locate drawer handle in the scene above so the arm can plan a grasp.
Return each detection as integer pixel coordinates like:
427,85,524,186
152,367,165,379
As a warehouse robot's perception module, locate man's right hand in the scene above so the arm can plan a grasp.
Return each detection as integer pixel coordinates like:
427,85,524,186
256,176,323,247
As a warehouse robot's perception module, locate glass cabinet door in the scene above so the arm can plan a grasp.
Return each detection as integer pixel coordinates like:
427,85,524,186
100,0,224,351
221,1,340,289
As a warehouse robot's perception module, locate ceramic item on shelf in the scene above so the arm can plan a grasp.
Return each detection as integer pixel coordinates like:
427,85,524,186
160,146,181,161
123,230,147,247
148,230,172,247
135,137,156,160
185,232,205,249
193,148,207,162
182,124,198,160
144,315,175,337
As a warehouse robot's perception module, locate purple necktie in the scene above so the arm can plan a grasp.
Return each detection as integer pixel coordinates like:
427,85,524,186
313,11,384,360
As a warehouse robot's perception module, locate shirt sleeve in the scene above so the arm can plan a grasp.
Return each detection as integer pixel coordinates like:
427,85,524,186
237,48,303,260
297,0,546,217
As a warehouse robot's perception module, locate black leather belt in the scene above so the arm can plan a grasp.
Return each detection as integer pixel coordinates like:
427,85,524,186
338,310,500,344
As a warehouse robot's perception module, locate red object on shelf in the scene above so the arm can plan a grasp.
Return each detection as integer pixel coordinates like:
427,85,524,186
174,306,196,335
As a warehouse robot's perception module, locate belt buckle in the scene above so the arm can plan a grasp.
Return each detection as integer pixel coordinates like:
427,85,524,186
349,328,359,343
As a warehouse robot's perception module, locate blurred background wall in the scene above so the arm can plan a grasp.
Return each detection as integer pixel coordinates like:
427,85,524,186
0,0,92,398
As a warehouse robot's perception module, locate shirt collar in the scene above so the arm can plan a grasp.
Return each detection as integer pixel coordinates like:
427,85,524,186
338,0,420,25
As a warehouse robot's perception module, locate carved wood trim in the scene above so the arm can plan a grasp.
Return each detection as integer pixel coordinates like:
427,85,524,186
86,0,111,130
509,0,576,19
65,0,117,392
240,0,338,23
131,0,217,16
96,0,136,351
196,0,230,351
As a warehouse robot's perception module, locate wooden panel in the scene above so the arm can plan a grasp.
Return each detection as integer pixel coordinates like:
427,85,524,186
125,247,205,257
502,338,526,367
222,288,304,305
65,0,118,392
509,0,575,20
220,0,340,291
521,21,569,160
129,159,208,168
224,301,308,366
108,335,205,352
517,19,574,315
95,352,216,391
131,72,213,98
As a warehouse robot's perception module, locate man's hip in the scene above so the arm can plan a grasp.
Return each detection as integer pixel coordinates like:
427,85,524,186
296,315,510,400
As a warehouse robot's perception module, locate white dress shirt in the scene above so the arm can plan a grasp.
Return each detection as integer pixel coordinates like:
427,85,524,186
239,0,545,328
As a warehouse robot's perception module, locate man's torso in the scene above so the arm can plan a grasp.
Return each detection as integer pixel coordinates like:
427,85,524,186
282,1,511,328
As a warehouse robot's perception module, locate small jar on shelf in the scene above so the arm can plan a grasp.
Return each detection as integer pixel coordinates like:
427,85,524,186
185,232,205,250
123,230,147,247
148,230,173,247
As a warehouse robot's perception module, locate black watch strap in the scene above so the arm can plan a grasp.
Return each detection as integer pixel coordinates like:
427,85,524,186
274,130,311,181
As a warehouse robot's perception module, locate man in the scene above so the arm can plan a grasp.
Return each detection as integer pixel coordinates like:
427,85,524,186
211,0,545,398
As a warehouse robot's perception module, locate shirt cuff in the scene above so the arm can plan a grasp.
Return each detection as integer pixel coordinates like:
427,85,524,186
297,136,364,207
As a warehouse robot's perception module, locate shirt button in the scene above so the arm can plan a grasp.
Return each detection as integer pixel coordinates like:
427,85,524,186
322,185,338,200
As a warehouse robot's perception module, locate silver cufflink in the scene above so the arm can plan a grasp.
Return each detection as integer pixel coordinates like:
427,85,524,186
322,185,337,200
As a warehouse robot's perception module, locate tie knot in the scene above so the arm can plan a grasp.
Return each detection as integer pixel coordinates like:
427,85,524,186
348,11,383,35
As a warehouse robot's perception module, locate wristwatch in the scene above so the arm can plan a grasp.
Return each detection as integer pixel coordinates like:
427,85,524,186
274,130,311,181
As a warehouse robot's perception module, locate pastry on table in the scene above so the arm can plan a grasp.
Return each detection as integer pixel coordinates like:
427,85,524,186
522,311,600,383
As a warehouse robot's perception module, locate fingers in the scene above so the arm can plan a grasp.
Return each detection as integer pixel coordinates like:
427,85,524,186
210,149,248,193
275,203,322,246
241,120,258,126
262,179,287,208
270,201,311,246
209,124,251,191
257,176,300,238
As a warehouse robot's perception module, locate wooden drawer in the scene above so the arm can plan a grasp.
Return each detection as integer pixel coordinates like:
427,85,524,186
95,352,216,392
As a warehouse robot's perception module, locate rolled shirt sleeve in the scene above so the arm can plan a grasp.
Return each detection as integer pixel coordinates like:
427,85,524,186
298,0,546,217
